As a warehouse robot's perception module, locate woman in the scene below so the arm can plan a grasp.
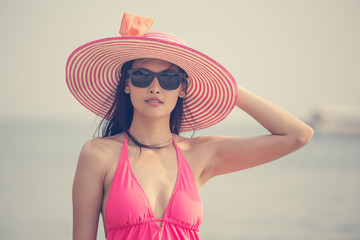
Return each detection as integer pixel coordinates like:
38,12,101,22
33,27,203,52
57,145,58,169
68,13,313,240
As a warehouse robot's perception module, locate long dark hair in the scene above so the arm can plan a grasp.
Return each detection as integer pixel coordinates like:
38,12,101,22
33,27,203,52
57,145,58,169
97,60,189,140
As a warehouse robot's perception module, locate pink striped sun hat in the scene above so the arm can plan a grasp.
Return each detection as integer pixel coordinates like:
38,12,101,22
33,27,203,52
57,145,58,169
66,13,238,132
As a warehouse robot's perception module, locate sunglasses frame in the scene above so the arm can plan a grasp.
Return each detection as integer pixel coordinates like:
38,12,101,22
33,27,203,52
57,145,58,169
127,69,187,90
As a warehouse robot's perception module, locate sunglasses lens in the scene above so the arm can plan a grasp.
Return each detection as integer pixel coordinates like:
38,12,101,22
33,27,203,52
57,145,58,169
159,72,182,90
129,69,153,88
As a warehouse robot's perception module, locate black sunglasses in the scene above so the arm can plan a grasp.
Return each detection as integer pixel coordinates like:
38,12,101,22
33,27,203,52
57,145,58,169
127,69,186,90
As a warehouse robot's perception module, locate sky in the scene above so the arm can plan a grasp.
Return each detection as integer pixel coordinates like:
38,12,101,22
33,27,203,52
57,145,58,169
0,0,359,125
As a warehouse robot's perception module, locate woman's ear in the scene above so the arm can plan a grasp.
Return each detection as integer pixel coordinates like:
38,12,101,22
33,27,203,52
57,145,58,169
178,82,186,98
124,80,130,94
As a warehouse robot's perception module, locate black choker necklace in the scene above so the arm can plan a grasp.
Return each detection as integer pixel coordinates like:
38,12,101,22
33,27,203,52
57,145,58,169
126,131,173,149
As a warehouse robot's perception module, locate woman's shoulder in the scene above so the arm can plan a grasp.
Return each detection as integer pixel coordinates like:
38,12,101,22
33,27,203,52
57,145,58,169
78,133,126,166
73,134,127,186
173,135,225,161
173,134,224,149
174,134,231,160
83,134,124,150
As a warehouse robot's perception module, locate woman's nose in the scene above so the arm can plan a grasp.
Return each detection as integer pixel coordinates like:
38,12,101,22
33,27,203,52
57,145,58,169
148,77,161,93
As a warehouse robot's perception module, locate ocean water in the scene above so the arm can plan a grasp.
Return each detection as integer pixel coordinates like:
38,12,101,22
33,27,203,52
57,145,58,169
0,121,359,240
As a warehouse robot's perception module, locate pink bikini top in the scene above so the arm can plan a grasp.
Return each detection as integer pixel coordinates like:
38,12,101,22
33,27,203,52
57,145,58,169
105,135,203,240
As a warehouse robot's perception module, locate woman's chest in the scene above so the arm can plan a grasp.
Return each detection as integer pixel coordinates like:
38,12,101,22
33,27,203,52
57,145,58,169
103,144,203,229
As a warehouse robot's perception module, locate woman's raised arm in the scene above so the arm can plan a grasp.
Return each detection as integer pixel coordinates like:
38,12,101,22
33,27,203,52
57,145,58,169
201,85,314,180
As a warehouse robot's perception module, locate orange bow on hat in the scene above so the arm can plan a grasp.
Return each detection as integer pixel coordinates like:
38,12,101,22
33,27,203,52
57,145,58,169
119,13,154,37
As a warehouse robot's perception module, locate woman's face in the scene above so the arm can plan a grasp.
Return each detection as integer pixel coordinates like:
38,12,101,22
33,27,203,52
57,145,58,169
124,58,186,120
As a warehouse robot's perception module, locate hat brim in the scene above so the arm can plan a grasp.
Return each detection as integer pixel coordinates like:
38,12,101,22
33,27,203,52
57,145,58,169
66,37,238,132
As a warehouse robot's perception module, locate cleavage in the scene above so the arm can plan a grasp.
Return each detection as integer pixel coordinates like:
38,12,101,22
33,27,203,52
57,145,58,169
129,147,179,224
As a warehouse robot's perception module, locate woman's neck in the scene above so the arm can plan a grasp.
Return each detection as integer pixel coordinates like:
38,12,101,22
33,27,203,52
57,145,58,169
128,114,173,145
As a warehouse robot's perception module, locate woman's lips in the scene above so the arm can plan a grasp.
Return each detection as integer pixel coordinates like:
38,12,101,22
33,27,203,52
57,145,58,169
145,97,163,106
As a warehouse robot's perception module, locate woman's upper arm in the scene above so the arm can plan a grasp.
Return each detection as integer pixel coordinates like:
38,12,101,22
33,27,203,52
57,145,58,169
202,128,313,180
72,140,108,240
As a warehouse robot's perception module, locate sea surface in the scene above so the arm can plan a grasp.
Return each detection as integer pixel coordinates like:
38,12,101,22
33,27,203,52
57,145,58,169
0,120,359,240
